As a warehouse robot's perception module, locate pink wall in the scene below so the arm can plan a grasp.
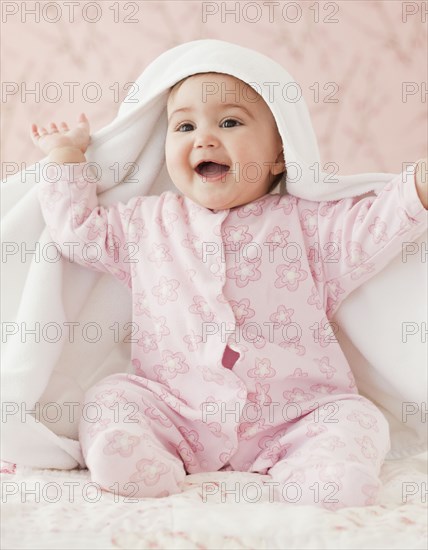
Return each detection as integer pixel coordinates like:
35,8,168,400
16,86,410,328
2,0,427,179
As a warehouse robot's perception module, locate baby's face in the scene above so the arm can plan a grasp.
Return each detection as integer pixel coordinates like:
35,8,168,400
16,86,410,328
165,73,285,211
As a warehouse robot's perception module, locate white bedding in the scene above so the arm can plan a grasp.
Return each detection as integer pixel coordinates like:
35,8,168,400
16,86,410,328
2,453,427,549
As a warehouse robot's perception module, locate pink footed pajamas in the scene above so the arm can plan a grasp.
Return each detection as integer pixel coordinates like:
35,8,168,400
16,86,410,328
38,163,427,508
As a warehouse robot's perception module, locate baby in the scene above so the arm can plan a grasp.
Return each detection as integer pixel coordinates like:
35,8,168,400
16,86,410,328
32,72,428,509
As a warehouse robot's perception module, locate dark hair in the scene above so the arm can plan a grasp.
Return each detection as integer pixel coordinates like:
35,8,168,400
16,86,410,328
267,169,287,194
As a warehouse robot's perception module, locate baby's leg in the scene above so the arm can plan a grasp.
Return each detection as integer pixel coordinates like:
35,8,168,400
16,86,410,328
78,373,187,498
266,396,390,509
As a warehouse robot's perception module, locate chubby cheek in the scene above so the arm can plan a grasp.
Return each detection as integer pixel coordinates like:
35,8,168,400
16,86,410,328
166,140,187,171
237,146,263,176
165,147,179,176
166,153,191,190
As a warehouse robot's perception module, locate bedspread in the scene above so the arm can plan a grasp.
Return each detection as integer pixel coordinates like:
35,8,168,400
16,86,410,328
1,453,427,549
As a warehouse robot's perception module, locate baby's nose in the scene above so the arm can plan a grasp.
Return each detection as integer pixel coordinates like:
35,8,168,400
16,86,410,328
193,129,220,148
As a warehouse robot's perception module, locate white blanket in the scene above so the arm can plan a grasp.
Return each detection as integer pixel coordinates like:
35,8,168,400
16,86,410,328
1,39,427,469
1,452,427,549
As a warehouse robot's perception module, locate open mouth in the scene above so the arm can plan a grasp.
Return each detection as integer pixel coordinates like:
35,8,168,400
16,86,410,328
195,161,230,180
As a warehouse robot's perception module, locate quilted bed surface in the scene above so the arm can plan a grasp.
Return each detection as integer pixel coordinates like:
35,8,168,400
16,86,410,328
1,452,427,550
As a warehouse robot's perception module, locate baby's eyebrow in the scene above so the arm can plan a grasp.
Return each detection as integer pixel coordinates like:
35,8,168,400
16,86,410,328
168,103,254,123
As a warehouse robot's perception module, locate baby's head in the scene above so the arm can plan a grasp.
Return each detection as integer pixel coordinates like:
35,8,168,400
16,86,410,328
165,72,286,211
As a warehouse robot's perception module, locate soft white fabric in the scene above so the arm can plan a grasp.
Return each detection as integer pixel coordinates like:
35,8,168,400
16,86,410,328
2,452,427,549
1,39,426,469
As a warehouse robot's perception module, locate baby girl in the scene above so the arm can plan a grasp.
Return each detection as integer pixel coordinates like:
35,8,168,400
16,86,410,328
32,71,427,509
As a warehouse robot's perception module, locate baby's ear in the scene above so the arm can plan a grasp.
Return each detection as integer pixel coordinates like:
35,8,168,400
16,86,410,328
272,148,286,175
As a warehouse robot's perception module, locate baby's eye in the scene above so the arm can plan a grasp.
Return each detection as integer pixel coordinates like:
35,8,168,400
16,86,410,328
221,118,241,128
176,123,194,132
175,118,242,132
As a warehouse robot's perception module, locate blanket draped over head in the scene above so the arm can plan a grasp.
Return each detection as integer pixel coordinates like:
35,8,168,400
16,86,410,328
1,39,426,469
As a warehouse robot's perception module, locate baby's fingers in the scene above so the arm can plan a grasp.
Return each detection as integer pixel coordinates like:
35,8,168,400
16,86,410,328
31,121,68,137
76,113,90,130
30,124,46,140
30,124,39,144
30,124,44,147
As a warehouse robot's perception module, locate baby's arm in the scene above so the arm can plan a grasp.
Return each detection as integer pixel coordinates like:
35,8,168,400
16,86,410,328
306,160,427,317
32,114,141,286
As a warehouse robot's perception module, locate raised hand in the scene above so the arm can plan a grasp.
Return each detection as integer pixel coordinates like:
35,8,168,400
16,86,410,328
30,112,91,156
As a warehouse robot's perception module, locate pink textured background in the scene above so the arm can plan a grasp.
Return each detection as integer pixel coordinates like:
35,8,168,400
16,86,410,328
1,0,427,179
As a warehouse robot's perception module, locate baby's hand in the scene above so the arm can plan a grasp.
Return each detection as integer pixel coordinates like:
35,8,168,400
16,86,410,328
30,113,91,155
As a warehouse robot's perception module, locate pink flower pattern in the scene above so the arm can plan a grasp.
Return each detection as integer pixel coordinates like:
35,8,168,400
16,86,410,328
274,260,308,291
226,258,262,288
152,276,179,305
189,296,215,322
229,298,255,326
103,430,140,457
153,350,190,383
130,458,170,485
248,358,276,379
